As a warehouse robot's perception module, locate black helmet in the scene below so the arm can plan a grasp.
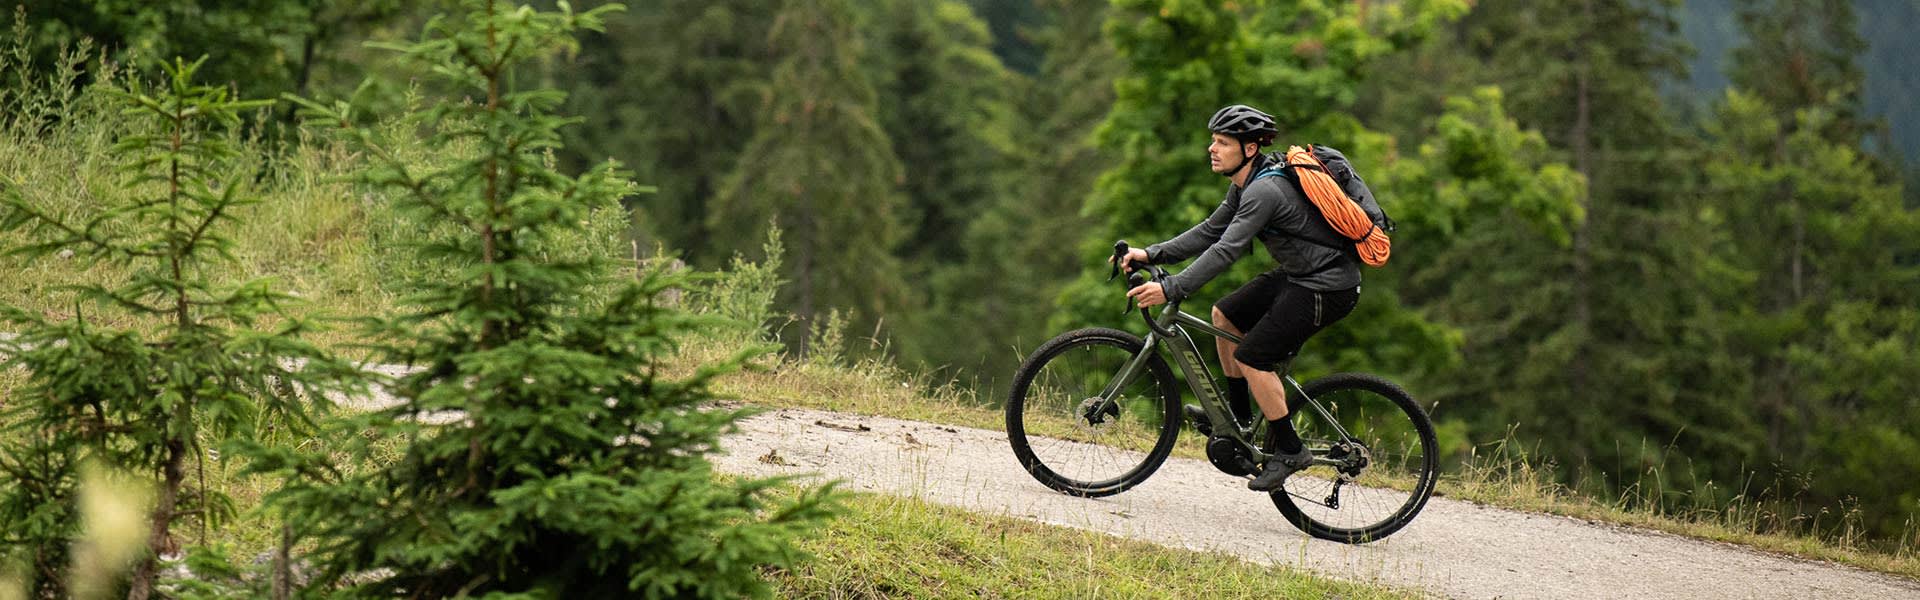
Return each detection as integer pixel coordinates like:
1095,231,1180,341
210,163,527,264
1207,104,1277,146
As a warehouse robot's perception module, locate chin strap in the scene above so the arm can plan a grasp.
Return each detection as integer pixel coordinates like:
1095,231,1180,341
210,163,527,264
1226,149,1259,181
1228,149,1259,178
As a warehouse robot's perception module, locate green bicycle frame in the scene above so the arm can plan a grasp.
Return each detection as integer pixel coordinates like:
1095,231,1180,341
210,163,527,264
1095,304,1356,466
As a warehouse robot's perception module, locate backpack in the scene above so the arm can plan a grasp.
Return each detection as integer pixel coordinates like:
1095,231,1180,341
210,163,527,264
1250,145,1394,267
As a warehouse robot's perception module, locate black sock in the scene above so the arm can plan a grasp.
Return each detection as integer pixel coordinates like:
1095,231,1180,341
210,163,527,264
1269,416,1303,454
1225,377,1253,425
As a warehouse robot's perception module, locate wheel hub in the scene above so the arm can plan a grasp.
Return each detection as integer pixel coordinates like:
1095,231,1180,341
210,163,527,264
1325,441,1371,481
1078,396,1119,426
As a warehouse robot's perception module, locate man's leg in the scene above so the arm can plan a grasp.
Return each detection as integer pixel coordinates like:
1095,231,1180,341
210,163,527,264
1243,366,1289,420
1213,306,1244,378
1236,284,1328,491
1211,306,1256,426
1243,363,1307,492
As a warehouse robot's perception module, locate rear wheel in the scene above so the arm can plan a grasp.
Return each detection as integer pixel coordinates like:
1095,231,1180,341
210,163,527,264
1268,372,1437,543
1006,327,1180,497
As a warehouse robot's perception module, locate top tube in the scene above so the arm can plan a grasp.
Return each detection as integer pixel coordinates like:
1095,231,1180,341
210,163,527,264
1169,309,1241,344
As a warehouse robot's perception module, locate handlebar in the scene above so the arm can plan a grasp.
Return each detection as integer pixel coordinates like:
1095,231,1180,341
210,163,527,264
1109,241,1179,338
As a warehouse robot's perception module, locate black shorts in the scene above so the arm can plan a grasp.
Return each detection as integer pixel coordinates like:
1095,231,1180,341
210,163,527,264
1213,271,1360,373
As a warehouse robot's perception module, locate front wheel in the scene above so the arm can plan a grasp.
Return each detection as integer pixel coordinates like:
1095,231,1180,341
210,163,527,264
1269,372,1437,543
1006,327,1181,497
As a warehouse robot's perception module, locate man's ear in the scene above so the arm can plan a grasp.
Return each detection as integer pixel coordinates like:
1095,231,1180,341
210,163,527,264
1243,143,1259,158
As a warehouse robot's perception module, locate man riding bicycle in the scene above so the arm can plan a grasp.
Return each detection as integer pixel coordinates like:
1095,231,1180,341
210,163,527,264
1116,104,1367,492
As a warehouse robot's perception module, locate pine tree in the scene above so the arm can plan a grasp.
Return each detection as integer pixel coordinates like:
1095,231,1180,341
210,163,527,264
963,0,1047,74
863,0,1018,272
556,0,777,264
858,0,1024,371
1457,0,1692,457
1379,87,1608,456
256,2,838,596
711,0,910,354
1728,0,1872,144
1698,87,1920,538
916,0,1117,384
0,58,358,599
1701,0,1920,538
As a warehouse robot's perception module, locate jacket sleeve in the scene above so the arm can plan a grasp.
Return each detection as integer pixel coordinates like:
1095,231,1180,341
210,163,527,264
1146,192,1234,265
1157,183,1281,302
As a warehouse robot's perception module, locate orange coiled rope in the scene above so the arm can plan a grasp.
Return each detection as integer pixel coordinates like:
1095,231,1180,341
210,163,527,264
1285,145,1391,267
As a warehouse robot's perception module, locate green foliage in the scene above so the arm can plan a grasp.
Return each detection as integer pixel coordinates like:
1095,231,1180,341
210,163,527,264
1388,0,1701,499
1356,0,1920,544
691,228,790,347
862,0,1024,372
1054,0,1469,381
0,57,358,599
863,0,1018,271
1728,0,1874,148
10,1,405,104
1376,87,1586,455
711,0,909,355
1697,86,1920,539
255,2,839,596
553,0,778,261
913,0,1119,388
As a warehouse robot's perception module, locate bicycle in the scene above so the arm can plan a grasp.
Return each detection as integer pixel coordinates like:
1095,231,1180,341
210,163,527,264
1004,240,1438,544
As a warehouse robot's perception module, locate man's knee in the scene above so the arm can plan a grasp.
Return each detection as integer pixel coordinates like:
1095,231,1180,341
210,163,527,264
1212,305,1235,330
1232,346,1290,375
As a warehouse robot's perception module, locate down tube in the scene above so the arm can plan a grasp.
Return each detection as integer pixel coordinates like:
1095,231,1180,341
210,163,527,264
1157,323,1225,417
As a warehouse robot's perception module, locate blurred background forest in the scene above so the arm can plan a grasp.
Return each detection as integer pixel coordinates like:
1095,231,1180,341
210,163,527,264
9,0,1918,546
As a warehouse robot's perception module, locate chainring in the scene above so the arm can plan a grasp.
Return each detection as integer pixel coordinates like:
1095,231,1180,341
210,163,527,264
1206,436,1259,477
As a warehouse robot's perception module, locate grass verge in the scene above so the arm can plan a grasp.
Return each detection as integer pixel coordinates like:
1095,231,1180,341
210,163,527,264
772,490,1413,599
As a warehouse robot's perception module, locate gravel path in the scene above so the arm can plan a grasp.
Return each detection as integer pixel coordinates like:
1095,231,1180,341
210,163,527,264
711,406,1920,600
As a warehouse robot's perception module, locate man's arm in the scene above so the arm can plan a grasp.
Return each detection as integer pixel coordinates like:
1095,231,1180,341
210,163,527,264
1146,192,1234,265
1157,183,1282,301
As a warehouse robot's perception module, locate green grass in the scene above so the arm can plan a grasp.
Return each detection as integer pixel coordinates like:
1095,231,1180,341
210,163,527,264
772,490,1412,599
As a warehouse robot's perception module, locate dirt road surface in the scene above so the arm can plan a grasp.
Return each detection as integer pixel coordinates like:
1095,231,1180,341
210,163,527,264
712,407,1920,600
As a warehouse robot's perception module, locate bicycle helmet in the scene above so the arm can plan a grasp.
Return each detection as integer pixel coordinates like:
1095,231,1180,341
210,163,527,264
1207,104,1277,146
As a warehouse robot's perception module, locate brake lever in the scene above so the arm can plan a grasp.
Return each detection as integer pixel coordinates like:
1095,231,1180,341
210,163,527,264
1123,271,1148,315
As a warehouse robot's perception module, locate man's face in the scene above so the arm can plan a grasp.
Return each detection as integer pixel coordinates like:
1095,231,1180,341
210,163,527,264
1208,133,1254,174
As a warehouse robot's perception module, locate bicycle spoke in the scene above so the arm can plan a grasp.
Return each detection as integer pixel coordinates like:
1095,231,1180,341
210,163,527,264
1269,373,1437,543
1007,329,1178,497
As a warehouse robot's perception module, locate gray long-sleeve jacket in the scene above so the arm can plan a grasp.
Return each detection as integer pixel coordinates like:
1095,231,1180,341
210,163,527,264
1145,151,1367,301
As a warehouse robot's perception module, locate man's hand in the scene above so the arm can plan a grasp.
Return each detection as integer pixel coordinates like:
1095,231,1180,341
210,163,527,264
1108,247,1150,272
1127,281,1167,308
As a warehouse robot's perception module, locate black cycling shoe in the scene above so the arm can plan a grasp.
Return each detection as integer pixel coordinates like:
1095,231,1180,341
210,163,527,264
1248,446,1314,492
1183,404,1213,436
